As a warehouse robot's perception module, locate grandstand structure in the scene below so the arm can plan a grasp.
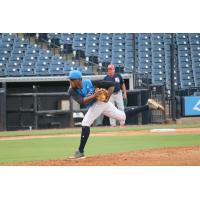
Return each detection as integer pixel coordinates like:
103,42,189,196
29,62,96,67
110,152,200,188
0,33,200,89
0,33,200,131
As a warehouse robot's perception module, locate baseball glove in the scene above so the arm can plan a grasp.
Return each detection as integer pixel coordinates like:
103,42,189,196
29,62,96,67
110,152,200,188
95,88,109,102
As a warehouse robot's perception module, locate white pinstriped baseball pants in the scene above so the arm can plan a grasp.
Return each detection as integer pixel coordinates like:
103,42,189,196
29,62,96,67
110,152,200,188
82,101,126,127
109,90,125,126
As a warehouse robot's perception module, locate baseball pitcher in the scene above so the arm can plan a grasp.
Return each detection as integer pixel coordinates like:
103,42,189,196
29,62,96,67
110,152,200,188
68,70,164,159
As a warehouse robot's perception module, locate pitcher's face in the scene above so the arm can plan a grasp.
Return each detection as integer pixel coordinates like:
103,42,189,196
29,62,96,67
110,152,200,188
70,79,82,88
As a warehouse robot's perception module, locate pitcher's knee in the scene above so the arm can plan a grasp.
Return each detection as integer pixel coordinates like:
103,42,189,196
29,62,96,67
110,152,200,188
82,119,92,127
117,113,126,121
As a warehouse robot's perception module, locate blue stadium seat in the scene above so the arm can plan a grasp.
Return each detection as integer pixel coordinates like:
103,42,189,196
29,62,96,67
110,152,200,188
63,65,75,75
1,37,14,44
21,66,36,76
0,49,11,55
86,33,100,41
7,61,21,68
72,40,86,51
125,33,133,40
24,55,38,61
138,51,151,58
26,48,40,56
47,33,61,39
0,61,6,67
85,47,99,57
37,54,52,62
51,59,65,66
125,52,133,58
85,34,99,57
49,65,64,75
81,66,93,75
151,45,164,51
163,33,172,44
0,55,10,63
39,49,52,56
2,33,16,39
125,42,133,49
113,33,125,38
112,49,125,56
125,46,134,52
151,33,164,40
124,57,133,63
138,33,151,40
0,66,6,76
35,65,50,76
11,49,25,56
152,57,164,63
72,34,86,51
111,57,125,64
0,42,13,51
99,39,112,45
98,52,112,62
23,60,36,66
6,67,21,76
176,33,188,39
99,33,113,40
60,33,74,45
86,40,99,47
37,60,50,66
9,55,23,63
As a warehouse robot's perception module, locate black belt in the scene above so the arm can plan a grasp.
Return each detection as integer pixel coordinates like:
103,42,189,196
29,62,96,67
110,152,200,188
113,91,120,94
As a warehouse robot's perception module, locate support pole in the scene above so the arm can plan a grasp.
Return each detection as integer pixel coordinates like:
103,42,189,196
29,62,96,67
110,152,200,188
170,33,176,121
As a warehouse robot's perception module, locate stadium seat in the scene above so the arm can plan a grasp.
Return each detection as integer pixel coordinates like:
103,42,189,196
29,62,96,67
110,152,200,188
60,33,74,45
24,55,38,61
49,65,64,75
2,33,16,39
9,56,23,63
0,66,6,76
35,65,50,76
23,60,36,66
21,66,36,76
0,55,10,63
81,66,93,75
6,67,21,76
11,49,25,56
37,54,52,62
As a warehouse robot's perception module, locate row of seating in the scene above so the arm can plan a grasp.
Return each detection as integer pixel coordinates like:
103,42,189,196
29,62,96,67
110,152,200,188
0,33,93,76
1,33,200,90
137,33,200,89
45,33,134,71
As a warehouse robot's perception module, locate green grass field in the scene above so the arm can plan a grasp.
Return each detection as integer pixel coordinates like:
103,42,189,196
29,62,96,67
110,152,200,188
0,133,200,164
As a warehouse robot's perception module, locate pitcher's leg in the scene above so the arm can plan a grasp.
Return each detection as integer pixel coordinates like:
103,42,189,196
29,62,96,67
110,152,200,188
78,126,90,154
82,102,106,127
103,102,126,122
125,105,149,118
77,102,106,155
125,98,165,118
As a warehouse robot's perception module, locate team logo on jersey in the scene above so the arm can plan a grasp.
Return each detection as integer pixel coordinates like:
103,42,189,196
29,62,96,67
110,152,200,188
115,77,120,83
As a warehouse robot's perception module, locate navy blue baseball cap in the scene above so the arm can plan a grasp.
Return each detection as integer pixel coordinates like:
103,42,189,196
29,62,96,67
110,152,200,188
69,70,82,80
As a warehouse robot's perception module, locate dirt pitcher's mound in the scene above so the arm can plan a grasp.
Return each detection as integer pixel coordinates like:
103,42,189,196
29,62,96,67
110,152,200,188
10,146,200,166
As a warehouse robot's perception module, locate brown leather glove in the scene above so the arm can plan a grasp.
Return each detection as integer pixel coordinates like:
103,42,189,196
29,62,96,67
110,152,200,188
95,88,109,102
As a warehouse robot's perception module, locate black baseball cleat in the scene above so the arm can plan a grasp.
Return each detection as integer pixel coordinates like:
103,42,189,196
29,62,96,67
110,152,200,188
68,150,86,160
147,98,165,112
